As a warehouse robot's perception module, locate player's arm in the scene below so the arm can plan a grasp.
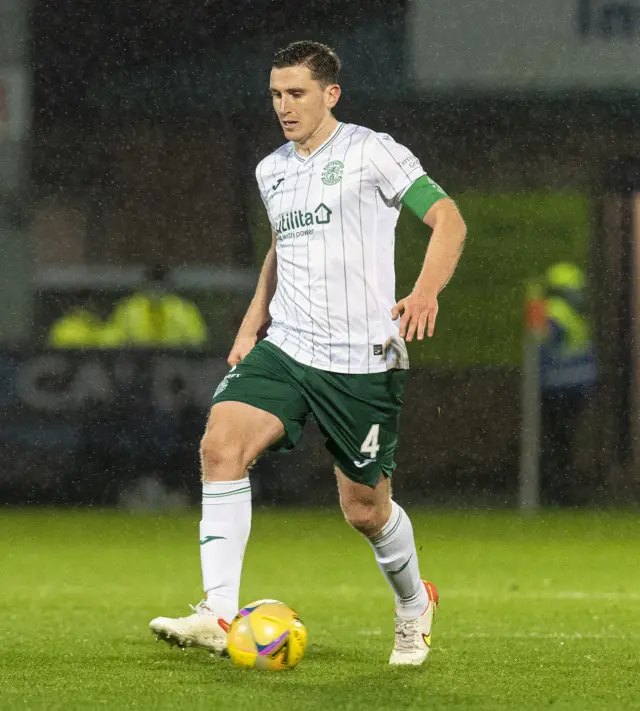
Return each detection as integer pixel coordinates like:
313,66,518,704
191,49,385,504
227,231,278,366
392,178,467,341
369,135,466,341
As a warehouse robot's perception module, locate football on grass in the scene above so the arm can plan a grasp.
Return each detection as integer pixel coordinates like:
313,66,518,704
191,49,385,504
227,599,307,671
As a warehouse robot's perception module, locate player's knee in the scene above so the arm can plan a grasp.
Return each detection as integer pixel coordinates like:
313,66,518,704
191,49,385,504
342,501,385,537
200,429,245,480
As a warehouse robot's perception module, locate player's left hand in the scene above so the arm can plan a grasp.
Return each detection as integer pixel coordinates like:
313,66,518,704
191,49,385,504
392,288,439,341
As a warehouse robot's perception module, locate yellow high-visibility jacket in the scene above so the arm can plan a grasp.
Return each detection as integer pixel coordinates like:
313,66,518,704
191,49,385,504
109,293,207,348
48,309,125,349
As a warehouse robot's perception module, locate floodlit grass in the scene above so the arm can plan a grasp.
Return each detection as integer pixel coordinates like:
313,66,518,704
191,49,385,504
396,190,590,367
1,508,639,710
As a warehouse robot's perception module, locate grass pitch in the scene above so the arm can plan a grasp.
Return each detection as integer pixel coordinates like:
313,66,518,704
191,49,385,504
1,508,639,711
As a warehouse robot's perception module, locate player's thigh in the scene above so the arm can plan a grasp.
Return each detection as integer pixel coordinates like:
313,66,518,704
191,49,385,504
308,368,408,487
207,341,310,458
203,401,286,467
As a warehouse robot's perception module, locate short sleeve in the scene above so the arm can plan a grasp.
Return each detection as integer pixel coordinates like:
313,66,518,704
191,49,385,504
255,162,273,228
369,133,427,206
255,163,268,207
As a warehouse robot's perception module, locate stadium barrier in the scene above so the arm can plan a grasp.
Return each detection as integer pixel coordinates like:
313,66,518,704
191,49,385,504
0,349,528,507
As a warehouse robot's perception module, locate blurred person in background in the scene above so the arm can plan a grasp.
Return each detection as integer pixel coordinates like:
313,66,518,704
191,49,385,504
539,262,597,506
108,264,207,348
150,40,466,666
48,290,123,348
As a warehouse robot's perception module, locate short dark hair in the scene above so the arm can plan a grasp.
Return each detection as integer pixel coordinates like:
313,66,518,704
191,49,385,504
273,41,341,87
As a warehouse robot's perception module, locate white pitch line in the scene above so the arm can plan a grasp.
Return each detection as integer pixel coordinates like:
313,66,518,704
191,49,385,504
443,632,640,640
357,630,640,640
441,590,640,601
317,588,640,602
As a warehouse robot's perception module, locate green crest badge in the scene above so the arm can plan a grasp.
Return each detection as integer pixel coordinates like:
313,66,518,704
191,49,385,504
321,160,344,186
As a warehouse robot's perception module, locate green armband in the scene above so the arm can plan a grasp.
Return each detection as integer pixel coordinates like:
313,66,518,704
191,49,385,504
401,175,448,220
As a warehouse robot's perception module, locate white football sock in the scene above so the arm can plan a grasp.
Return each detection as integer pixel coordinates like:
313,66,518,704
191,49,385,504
200,478,251,623
368,500,429,619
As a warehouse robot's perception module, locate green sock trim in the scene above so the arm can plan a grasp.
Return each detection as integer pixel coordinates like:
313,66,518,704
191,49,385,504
371,508,403,545
202,486,251,499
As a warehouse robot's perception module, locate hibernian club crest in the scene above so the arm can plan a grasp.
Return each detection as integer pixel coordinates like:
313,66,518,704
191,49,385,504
321,160,344,186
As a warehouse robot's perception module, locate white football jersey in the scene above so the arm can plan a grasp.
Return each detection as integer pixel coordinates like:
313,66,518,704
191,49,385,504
256,122,427,374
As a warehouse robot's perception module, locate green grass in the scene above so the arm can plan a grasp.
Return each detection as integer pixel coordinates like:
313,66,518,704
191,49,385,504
396,191,590,367
1,509,639,710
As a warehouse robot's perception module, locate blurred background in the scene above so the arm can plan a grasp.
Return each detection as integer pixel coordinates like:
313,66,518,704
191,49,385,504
1,0,639,509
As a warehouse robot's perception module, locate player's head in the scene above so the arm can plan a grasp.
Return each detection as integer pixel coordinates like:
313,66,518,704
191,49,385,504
270,41,341,143
545,262,587,312
145,263,169,295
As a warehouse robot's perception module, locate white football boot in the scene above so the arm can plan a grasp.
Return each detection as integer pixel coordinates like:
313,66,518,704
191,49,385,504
389,581,439,666
149,600,230,653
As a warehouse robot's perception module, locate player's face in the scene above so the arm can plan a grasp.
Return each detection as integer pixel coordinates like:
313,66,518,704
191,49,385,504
269,65,340,144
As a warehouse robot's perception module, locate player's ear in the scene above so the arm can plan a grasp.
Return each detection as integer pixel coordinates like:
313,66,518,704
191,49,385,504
325,83,341,110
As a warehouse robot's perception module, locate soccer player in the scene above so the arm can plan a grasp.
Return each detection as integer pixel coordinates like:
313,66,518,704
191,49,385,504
150,40,466,665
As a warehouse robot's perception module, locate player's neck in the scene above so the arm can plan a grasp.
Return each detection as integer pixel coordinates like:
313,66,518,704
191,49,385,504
295,116,340,157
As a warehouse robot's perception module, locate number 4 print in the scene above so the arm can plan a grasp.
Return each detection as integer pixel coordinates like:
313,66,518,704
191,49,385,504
360,424,380,458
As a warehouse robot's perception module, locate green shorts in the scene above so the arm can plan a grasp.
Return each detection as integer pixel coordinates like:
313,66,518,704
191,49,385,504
211,340,407,487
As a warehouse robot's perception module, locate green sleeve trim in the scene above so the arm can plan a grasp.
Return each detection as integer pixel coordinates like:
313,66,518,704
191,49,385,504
401,175,448,220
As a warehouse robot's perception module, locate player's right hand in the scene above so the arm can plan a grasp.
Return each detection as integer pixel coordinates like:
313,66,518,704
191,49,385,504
227,336,257,367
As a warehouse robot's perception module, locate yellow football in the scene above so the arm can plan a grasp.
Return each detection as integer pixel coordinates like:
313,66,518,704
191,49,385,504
227,599,307,671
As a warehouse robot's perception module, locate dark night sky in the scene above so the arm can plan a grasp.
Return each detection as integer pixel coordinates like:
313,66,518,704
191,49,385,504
31,0,402,126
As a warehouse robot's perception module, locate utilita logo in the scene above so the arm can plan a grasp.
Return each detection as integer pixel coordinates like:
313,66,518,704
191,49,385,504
274,203,332,236
578,0,640,38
